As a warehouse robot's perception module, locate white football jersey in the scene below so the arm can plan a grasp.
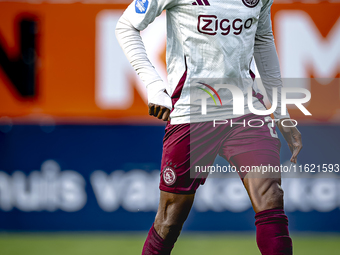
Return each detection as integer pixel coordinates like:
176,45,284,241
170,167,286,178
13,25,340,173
122,0,278,124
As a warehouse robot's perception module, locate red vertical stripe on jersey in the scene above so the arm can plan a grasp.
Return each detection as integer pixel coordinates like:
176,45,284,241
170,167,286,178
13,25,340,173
171,59,187,112
252,89,266,108
250,69,256,80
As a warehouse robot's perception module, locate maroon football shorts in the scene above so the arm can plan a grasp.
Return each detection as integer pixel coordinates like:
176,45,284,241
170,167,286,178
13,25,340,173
159,113,281,194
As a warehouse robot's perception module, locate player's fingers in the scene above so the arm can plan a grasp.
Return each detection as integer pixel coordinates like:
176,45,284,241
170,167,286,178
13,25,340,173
290,146,297,163
162,108,171,121
290,155,295,164
291,143,303,163
290,141,303,163
290,153,298,164
154,105,160,117
148,104,155,116
288,142,294,154
157,106,166,119
290,130,303,163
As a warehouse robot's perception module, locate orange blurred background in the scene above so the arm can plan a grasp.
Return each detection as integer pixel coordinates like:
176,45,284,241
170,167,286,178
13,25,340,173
0,1,339,124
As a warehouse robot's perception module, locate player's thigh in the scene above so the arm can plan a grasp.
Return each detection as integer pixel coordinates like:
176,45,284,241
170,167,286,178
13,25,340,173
160,122,219,194
154,191,195,239
230,150,283,213
220,114,281,165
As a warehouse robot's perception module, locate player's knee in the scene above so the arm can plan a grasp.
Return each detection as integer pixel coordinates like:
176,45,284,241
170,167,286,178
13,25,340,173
259,179,284,211
154,217,183,242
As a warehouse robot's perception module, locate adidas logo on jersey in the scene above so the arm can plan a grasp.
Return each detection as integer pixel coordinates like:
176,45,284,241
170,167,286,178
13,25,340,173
192,0,210,6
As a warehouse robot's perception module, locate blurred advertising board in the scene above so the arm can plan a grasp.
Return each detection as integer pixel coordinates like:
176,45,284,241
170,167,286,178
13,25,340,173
0,0,339,123
0,125,340,231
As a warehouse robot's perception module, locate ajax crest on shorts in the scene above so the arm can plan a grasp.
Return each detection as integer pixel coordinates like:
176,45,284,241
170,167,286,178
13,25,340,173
163,166,177,186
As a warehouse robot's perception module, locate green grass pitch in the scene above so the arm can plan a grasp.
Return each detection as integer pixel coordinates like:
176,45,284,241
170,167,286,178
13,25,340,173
1,233,339,255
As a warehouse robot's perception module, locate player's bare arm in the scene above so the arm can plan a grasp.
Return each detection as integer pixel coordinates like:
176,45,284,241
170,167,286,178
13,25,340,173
252,3,303,165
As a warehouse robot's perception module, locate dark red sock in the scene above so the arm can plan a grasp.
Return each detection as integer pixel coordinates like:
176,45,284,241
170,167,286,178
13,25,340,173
255,208,293,255
142,224,174,255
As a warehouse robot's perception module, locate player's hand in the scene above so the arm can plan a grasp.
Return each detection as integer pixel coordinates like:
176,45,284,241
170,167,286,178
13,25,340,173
277,119,302,164
148,103,171,121
147,81,172,121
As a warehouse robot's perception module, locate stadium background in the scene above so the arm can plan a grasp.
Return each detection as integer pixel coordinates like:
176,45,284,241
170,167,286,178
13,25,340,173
0,0,340,254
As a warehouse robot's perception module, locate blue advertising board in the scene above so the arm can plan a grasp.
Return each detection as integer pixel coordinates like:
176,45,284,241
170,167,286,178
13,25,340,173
0,124,339,232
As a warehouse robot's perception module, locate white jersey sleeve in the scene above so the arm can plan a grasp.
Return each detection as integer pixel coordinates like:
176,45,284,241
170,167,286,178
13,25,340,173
115,0,176,110
254,0,290,120
256,0,273,36
125,0,177,31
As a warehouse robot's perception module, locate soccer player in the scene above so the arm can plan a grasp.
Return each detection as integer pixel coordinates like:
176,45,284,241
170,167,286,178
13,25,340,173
116,0,303,253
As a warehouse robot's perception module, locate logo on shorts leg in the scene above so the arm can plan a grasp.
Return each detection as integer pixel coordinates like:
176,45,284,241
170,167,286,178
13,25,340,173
163,166,177,186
